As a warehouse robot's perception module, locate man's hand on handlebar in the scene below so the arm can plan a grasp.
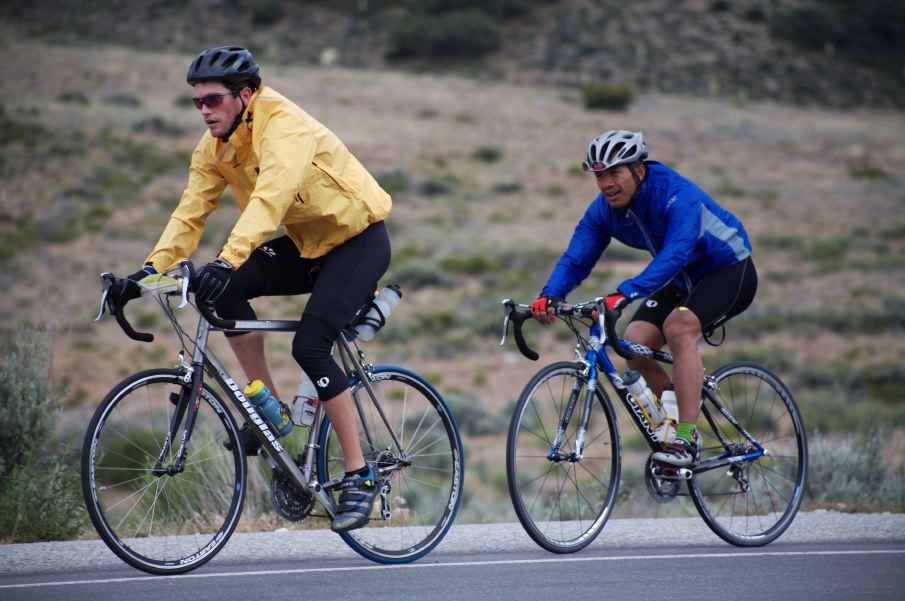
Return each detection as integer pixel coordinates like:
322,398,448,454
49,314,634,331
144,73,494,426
119,265,157,302
530,295,562,325
194,258,232,305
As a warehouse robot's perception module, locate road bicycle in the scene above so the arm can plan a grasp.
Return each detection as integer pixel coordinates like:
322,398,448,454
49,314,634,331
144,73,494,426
499,297,807,553
82,261,464,575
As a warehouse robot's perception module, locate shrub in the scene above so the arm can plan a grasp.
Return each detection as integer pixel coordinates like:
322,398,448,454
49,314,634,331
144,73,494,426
0,327,56,477
444,391,508,436
388,10,502,60
251,0,284,27
849,161,889,180
440,253,503,276
769,0,905,77
0,455,85,542
377,169,413,194
472,147,502,163
418,177,456,196
102,94,142,107
0,327,87,541
57,91,89,105
582,83,634,111
808,429,905,510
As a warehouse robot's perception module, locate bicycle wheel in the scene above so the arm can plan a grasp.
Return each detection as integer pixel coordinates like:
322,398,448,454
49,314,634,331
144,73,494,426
507,361,621,553
689,361,807,546
316,366,464,563
82,368,246,574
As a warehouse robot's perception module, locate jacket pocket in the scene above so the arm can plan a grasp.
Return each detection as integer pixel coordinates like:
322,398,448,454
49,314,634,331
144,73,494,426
311,158,354,194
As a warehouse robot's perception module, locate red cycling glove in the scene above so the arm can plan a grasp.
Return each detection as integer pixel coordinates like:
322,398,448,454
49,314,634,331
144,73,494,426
604,292,630,311
530,295,561,316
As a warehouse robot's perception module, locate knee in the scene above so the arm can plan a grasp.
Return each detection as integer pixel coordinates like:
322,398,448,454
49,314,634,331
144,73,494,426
663,310,702,347
291,338,325,373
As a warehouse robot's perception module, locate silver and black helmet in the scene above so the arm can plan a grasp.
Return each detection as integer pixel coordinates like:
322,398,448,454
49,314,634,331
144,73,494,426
582,130,648,172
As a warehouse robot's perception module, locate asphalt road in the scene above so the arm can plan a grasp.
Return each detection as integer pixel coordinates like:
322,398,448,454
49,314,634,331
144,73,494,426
2,512,903,601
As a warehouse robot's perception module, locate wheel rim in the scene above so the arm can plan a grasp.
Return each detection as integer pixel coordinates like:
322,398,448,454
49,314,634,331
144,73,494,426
691,363,807,544
84,373,244,571
508,367,619,550
318,370,463,561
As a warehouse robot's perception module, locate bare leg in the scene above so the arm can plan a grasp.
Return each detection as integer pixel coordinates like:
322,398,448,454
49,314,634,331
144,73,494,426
227,332,279,398
321,389,366,473
623,320,670,396
662,308,704,423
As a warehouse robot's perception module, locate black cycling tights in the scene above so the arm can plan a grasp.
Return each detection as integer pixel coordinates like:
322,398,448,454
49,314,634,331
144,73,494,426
214,222,390,401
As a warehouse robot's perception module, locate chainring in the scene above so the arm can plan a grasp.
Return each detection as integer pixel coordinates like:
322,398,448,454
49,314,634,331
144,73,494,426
644,454,681,503
270,470,315,522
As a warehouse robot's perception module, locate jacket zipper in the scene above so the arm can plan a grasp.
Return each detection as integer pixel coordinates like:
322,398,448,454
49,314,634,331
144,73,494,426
626,209,693,290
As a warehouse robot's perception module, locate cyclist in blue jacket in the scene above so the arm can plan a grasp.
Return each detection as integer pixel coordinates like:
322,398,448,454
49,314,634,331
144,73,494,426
530,130,757,467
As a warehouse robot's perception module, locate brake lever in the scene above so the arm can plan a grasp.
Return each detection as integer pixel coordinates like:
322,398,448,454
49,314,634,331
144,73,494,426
499,298,515,346
95,273,115,322
178,260,192,308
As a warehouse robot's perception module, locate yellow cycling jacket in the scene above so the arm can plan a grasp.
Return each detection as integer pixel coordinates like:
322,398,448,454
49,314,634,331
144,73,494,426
145,86,391,272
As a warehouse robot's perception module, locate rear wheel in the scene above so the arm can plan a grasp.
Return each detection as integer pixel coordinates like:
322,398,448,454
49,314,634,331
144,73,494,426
316,367,464,563
689,361,807,546
506,362,621,553
81,368,246,574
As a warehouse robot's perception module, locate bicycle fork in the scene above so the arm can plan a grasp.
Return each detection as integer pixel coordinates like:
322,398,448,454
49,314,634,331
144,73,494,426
548,365,596,463
152,357,200,477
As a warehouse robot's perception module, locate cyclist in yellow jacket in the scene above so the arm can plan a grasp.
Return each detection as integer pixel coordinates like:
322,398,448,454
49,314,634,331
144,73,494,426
123,46,391,532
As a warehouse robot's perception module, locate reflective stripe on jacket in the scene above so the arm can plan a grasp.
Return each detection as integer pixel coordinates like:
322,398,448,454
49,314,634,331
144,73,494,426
145,86,391,271
541,161,751,300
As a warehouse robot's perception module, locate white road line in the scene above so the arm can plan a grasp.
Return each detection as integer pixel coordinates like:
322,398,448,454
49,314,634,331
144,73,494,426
3,549,904,590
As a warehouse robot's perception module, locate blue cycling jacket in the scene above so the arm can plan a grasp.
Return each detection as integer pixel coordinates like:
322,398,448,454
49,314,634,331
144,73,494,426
541,161,751,301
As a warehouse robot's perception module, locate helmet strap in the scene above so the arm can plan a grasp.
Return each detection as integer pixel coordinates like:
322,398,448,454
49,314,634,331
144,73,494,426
218,93,247,143
625,162,645,205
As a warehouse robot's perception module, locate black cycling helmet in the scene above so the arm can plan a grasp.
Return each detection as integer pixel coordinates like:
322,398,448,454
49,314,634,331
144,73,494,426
186,46,261,89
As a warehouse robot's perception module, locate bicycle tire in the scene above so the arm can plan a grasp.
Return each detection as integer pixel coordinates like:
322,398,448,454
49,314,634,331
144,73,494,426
315,367,464,563
689,361,807,546
506,361,621,553
81,368,246,574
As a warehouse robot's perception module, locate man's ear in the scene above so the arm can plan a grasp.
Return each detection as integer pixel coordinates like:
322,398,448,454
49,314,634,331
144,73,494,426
634,163,647,181
240,86,254,103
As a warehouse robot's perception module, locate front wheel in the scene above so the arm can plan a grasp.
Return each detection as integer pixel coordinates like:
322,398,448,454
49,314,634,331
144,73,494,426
316,367,464,563
81,368,246,574
689,361,807,546
506,362,621,553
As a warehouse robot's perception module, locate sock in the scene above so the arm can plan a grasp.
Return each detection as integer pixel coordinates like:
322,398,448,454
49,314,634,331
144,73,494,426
346,465,370,478
676,422,697,444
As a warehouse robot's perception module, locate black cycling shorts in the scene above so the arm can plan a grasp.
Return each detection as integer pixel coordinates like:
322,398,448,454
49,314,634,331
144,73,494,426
629,257,757,336
214,221,391,400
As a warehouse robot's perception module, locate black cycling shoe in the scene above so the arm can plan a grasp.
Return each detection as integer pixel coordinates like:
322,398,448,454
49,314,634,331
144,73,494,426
331,464,378,532
223,423,262,456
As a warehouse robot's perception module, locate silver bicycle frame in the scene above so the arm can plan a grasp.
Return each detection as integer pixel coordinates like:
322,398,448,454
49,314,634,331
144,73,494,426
190,316,338,516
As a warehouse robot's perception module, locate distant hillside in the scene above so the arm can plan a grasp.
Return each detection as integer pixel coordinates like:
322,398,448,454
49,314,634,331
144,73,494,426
2,0,903,108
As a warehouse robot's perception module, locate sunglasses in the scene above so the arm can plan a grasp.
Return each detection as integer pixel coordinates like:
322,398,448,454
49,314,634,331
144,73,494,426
581,161,609,172
191,92,235,110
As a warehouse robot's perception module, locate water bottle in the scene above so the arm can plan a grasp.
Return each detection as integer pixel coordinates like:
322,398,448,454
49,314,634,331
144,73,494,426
291,372,319,427
623,369,663,427
354,284,402,342
656,388,679,443
243,380,294,437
